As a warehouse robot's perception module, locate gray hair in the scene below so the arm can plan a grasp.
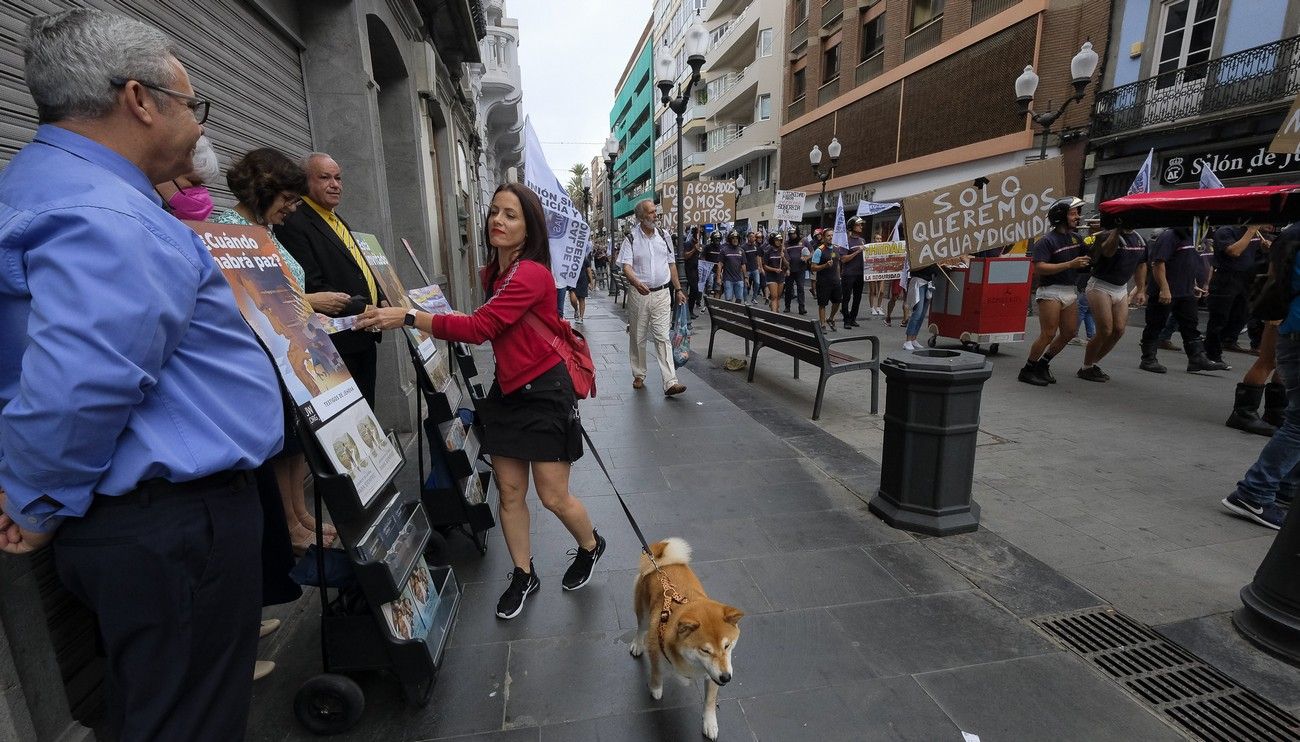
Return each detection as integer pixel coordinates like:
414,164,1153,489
634,199,655,219
189,135,219,183
24,9,179,123
301,152,335,172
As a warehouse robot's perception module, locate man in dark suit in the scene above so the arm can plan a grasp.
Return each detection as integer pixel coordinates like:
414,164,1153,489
276,152,387,406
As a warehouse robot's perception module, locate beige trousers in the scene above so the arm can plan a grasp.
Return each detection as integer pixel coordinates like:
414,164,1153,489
627,288,678,390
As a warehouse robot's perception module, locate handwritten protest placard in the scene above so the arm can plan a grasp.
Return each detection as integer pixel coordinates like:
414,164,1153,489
662,181,736,230
774,190,805,222
903,158,1065,268
862,241,907,282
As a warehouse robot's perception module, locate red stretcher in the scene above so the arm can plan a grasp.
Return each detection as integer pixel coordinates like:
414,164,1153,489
925,256,1032,355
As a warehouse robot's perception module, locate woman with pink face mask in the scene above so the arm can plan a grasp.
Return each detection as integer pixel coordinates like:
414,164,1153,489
156,135,218,220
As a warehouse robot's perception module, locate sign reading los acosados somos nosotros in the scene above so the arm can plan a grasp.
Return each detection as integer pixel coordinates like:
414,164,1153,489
661,181,736,229
902,158,1066,268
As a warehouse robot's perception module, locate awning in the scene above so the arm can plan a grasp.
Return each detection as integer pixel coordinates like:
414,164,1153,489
1099,186,1300,228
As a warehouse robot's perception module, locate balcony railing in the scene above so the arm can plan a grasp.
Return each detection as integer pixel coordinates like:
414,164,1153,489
706,124,746,151
903,17,942,61
1092,35,1300,138
821,0,843,28
709,3,753,55
706,62,754,104
855,52,884,86
972,0,1019,25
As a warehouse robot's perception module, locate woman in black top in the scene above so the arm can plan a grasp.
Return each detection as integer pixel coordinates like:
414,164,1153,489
762,233,789,311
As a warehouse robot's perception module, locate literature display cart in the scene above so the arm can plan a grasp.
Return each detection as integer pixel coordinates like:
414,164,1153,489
190,221,466,735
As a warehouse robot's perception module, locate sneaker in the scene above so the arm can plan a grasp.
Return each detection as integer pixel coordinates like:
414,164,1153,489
1068,338,1084,346
1221,493,1286,530
903,340,919,351
664,383,687,396
496,563,541,619
1018,363,1049,386
1077,366,1108,382
562,531,606,590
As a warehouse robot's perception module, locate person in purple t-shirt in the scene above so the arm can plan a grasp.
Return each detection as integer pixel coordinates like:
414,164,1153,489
1138,227,1229,374
761,233,789,311
1019,198,1090,386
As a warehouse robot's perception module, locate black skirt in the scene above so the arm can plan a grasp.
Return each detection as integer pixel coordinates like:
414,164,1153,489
478,362,584,462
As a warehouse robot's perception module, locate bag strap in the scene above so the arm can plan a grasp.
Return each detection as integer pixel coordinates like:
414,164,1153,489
522,311,571,366
579,427,655,559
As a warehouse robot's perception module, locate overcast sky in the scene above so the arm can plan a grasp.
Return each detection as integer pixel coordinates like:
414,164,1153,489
509,0,651,186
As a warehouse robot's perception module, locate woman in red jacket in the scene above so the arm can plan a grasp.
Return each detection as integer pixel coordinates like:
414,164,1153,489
357,183,603,620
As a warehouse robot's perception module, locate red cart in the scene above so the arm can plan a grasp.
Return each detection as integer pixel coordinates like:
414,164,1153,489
926,255,1032,355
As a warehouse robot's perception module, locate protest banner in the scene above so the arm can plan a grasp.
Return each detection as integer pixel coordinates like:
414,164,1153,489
856,200,900,218
353,232,445,384
190,221,398,506
1271,92,1300,155
902,157,1065,268
523,117,591,288
774,190,805,222
832,194,848,248
862,241,907,282
662,180,736,230
697,259,716,293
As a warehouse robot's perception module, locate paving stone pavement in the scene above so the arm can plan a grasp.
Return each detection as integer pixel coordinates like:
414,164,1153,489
246,293,1295,741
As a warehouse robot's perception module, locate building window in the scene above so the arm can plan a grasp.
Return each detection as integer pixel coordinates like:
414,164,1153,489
792,66,807,100
911,0,943,30
795,0,809,23
758,28,774,57
756,93,772,120
1155,0,1219,88
823,42,840,83
757,154,772,190
861,12,885,61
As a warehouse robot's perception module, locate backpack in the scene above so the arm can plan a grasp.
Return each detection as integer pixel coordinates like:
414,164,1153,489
1250,225,1300,322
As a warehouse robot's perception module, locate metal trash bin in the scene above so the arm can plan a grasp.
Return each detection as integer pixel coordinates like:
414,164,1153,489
868,349,993,536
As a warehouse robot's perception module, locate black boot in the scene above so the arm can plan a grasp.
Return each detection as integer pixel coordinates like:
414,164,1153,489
1186,340,1230,373
1264,382,1287,428
1227,383,1276,436
1038,358,1057,384
1018,361,1049,386
1139,343,1167,374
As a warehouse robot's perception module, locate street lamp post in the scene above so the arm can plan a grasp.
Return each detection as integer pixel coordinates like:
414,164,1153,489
1014,41,1099,161
582,173,591,222
809,137,842,229
603,134,620,296
655,12,710,266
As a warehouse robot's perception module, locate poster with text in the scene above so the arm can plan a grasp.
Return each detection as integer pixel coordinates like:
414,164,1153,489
662,181,736,230
862,241,908,282
902,158,1065,268
190,221,397,507
697,259,716,293
315,397,401,508
352,232,440,373
1272,92,1300,154
774,190,806,222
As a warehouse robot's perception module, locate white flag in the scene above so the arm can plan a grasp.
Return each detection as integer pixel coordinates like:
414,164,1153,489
1128,149,1154,195
522,117,591,288
1199,165,1225,189
856,200,901,218
832,194,848,248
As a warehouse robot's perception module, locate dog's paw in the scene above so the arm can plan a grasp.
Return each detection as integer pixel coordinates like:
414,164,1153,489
702,713,718,740
649,683,663,701
629,636,644,657
677,674,693,687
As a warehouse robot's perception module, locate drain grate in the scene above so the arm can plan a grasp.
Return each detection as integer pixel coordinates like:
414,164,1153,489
1033,607,1300,741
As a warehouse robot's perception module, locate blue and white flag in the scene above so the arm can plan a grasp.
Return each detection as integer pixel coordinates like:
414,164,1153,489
856,200,901,218
832,194,848,248
523,117,591,288
1199,165,1225,189
1128,149,1154,195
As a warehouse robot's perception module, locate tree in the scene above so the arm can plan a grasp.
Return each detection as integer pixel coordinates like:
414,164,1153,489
565,162,590,216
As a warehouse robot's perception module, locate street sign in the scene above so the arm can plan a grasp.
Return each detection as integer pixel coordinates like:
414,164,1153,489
902,158,1066,268
1161,143,1300,185
1270,92,1300,155
662,181,736,230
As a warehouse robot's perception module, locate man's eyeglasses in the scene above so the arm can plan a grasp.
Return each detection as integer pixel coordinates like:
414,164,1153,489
110,77,211,124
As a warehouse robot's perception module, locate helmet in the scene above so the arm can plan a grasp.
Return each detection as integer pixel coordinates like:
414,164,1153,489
848,216,865,230
1047,196,1087,226
727,230,740,239
708,230,721,241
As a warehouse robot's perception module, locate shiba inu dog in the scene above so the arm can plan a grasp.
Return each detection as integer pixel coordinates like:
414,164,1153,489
630,538,743,740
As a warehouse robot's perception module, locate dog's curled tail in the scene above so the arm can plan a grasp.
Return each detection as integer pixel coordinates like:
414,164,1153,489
638,537,692,577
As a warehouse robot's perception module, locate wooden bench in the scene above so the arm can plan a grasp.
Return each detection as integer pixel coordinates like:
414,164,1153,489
746,306,880,420
704,297,753,359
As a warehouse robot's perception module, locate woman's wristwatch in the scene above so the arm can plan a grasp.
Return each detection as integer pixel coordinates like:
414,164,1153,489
403,308,419,327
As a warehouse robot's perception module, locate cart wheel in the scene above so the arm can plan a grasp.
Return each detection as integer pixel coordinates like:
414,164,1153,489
988,343,1000,356
295,674,364,736
927,335,937,348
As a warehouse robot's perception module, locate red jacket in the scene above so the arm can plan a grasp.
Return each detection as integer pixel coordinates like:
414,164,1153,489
430,259,564,394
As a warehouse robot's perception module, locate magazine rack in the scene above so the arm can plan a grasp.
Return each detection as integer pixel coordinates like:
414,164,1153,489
292,410,461,735
405,336,496,555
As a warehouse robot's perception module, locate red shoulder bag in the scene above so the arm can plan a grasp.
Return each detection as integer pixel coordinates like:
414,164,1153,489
522,312,597,399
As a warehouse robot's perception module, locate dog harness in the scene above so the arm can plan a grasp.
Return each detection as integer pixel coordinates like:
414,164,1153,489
656,570,689,654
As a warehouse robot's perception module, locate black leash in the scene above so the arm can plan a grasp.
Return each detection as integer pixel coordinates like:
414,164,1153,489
579,427,661,569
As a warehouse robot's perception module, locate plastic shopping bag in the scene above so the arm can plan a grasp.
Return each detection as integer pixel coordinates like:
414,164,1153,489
671,304,691,368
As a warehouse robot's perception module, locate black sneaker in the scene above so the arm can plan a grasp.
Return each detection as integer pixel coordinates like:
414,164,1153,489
496,563,540,619
1077,366,1108,383
1039,360,1057,384
1139,358,1167,374
562,530,606,591
1018,363,1048,386
1221,493,1285,530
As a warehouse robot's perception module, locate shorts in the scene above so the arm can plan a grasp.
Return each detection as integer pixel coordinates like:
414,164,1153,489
1035,284,1077,307
816,280,842,307
1086,277,1129,303
478,362,583,462
765,273,785,285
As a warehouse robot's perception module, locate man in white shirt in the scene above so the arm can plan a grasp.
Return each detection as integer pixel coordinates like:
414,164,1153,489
619,200,687,395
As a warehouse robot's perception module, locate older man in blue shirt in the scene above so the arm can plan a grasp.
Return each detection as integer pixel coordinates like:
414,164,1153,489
0,10,282,740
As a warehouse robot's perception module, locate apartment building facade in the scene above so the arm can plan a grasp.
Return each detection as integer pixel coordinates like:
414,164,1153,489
779,0,1109,231
701,0,787,231
1085,0,1300,204
653,0,711,206
612,17,658,219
